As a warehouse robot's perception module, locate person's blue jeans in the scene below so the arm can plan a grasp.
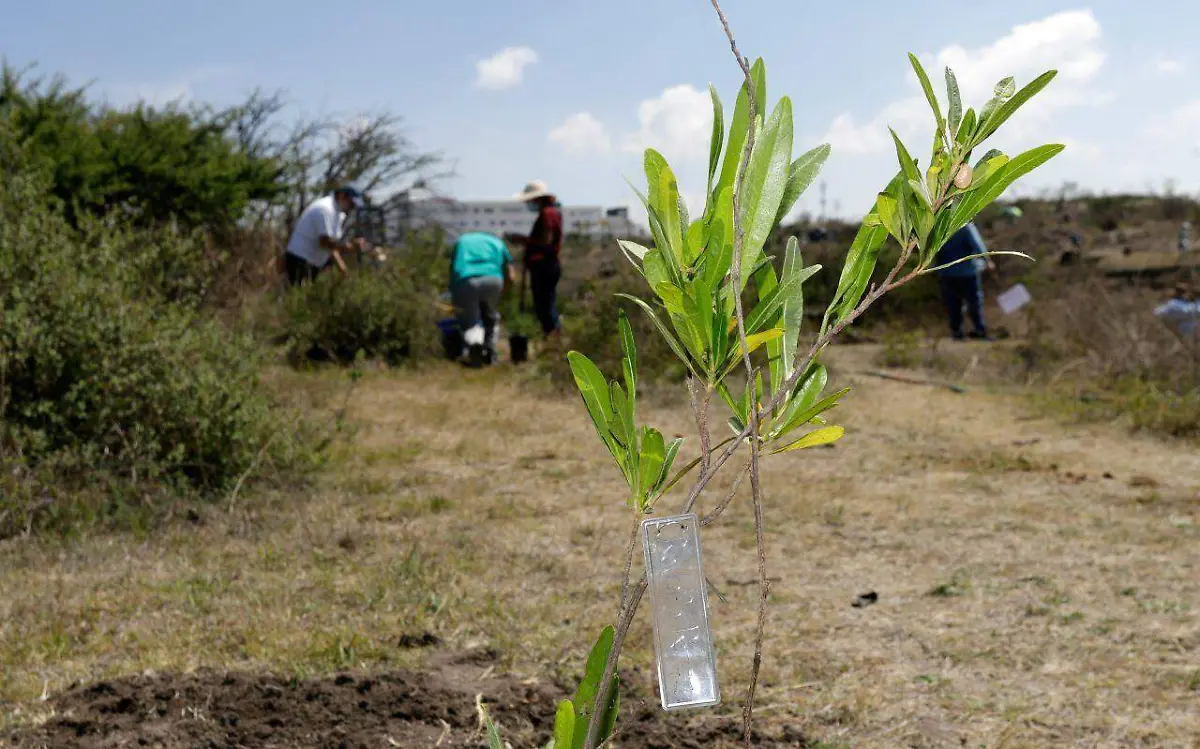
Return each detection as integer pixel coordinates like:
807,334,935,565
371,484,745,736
528,259,561,335
938,273,986,338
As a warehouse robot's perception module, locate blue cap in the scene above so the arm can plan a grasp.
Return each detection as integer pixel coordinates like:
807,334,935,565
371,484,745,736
337,184,365,208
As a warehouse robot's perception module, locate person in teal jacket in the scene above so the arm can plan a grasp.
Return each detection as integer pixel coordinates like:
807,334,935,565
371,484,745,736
449,232,517,366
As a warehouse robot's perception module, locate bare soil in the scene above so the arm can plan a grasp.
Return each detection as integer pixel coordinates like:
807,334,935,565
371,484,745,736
3,649,796,749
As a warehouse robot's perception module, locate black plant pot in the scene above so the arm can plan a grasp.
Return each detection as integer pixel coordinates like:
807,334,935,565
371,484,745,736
509,334,529,363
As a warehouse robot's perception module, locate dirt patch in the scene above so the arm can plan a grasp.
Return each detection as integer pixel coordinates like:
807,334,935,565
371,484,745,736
2,651,801,749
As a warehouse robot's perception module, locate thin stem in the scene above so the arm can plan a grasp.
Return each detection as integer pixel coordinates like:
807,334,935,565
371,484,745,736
699,460,751,527
742,447,768,748
665,434,737,503
709,2,768,744
618,511,642,616
689,378,714,478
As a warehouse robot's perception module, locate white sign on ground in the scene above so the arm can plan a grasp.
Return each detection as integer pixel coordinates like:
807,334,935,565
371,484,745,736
997,283,1033,315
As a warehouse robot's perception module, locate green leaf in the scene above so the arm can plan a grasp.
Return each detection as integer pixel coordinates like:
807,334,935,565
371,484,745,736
637,427,666,502
753,257,782,394
598,676,620,746
945,68,963,136
956,108,977,147
642,248,670,291
617,294,701,379
618,309,637,398
706,84,725,202
974,70,1057,146
908,53,943,130
924,250,1033,275
771,362,828,438
700,191,735,289
714,58,766,210
745,264,820,336
778,237,808,386
645,149,685,271
772,425,845,453
937,144,1065,252
889,128,922,186
875,192,902,242
571,626,615,749
994,76,1016,99
609,382,634,451
822,217,888,334
653,437,684,497
773,386,850,440
718,381,745,432
483,705,506,749
720,328,784,380
772,144,831,228
567,352,616,451
617,239,650,269
685,219,707,267
739,96,794,290
689,276,715,369
552,700,575,749
654,282,685,317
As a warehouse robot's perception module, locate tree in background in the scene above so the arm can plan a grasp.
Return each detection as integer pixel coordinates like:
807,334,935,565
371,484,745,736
0,64,447,237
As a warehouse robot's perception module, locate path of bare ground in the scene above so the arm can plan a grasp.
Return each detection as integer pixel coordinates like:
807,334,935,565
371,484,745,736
2,343,1198,748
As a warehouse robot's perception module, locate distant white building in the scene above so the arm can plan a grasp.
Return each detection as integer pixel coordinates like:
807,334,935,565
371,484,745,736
380,188,645,244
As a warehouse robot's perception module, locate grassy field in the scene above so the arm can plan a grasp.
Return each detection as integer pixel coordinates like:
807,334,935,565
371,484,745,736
2,343,1198,748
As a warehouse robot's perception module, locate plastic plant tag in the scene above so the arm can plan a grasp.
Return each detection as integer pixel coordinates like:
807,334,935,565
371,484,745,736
641,513,720,711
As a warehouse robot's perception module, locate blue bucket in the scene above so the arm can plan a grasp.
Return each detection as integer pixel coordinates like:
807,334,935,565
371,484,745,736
438,318,463,360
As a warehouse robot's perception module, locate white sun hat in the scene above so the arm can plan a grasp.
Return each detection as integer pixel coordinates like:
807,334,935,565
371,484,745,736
514,180,552,201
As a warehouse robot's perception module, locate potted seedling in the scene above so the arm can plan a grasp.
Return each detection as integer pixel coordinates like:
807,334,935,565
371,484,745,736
503,295,539,363
504,266,540,363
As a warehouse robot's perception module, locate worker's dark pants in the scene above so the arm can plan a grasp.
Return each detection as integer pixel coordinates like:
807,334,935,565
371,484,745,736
284,252,327,286
528,259,561,334
939,274,986,338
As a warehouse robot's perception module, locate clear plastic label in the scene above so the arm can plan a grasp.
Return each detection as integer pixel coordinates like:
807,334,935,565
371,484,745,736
641,513,720,710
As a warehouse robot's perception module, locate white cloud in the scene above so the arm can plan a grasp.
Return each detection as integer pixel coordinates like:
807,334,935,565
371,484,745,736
1143,100,1200,153
623,84,713,164
548,112,612,156
821,9,1106,154
475,46,539,90
1154,56,1183,75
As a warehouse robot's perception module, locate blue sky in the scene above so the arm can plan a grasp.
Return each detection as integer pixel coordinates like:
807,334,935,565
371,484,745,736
3,0,1198,221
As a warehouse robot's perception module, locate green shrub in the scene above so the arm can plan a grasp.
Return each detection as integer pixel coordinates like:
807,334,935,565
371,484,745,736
281,240,445,366
0,171,310,537
0,64,281,230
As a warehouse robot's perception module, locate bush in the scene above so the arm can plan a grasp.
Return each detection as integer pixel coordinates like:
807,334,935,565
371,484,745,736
0,171,311,537
549,260,685,387
1007,279,1199,438
0,64,282,231
281,238,445,366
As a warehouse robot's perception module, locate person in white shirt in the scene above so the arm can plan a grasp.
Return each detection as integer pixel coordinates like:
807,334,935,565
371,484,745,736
284,186,369,285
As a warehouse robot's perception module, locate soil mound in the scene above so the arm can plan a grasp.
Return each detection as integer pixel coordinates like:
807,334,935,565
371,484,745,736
3,650,804,748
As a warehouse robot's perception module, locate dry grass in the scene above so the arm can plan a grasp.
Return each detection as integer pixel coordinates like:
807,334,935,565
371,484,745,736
2,346,1198,747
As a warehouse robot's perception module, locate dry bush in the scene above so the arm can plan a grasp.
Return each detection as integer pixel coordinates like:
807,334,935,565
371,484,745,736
1009,278,1199,436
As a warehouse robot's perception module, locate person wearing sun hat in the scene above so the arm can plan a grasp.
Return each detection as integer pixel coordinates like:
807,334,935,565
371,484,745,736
283,185,371,286
504,180,564,337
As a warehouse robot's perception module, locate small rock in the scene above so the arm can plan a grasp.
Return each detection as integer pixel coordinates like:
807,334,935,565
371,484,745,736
851,591,879,608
